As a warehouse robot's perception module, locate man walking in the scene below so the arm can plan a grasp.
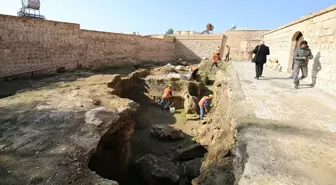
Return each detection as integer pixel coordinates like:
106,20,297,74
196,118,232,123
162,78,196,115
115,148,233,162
253,41,270,79
293,40,313,89
224,45,230,62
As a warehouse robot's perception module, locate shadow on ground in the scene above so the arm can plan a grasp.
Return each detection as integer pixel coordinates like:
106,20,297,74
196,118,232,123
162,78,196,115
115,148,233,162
234,118,336,184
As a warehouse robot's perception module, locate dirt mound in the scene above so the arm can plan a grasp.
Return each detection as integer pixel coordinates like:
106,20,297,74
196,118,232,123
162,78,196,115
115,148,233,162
192,69,235,185
152,66,178,74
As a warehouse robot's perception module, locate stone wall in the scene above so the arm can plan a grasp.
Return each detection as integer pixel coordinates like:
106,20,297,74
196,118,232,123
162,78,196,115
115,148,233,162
175,35,224,61
223,30,270,61
264,5,336,96
0,14,175,77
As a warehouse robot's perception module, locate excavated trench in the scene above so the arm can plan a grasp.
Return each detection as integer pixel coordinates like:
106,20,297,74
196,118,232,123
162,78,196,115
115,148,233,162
88,66,235,185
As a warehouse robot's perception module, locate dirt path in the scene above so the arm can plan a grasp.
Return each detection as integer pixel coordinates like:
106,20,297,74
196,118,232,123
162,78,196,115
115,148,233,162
232,62,336,185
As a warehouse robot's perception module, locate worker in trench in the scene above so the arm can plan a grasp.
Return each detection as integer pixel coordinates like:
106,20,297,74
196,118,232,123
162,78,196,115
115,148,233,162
210,52,220,71
188,64,200,80
159,84,173,108
198,94,213,120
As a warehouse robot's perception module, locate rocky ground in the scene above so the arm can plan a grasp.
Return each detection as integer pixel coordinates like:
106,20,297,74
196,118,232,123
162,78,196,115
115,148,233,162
0,71,135,185
0,61,237,185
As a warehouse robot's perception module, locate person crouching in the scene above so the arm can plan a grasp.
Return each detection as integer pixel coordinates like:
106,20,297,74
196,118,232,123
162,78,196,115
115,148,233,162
159,84,173,108
198,94,213,120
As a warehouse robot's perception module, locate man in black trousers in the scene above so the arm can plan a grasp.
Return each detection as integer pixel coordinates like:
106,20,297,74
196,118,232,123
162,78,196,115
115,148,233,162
253,41,270,80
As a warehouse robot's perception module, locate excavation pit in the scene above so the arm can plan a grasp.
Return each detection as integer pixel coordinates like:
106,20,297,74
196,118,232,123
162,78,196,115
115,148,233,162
0,60,234,185
87,66,218,185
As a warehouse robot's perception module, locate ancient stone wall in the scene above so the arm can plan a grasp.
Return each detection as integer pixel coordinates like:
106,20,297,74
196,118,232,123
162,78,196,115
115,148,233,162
264,5,336,96
0,14,175,77
223,30,270,61
174,35,224,61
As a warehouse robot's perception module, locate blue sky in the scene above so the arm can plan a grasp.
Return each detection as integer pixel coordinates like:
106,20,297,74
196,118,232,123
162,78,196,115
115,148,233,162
0,0,334,34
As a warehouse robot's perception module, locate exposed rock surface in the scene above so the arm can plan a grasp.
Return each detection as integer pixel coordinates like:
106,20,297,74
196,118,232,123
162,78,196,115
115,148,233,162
200,75,209,84
108,69,150,99
0,72,139,185
136,154,179,185
191,68,236,185
175,143,207,161
151,124,185,141
185,158,203,180
184,95,199,114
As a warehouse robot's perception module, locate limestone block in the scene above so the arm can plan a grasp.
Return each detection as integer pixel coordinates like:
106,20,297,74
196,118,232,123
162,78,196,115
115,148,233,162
320,13,330,22
265,60,272,68
330,10,336,19
326,28,335,36
271,58,278,63
331,74,336,81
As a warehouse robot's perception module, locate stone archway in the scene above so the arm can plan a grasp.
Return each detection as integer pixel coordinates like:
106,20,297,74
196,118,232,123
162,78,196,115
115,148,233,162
288,31,304,73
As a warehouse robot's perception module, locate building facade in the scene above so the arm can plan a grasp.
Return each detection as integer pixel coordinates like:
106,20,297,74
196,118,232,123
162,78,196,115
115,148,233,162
264,5,336,96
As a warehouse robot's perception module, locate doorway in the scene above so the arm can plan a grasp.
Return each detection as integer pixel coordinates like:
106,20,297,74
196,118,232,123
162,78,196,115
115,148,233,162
288,32,304,73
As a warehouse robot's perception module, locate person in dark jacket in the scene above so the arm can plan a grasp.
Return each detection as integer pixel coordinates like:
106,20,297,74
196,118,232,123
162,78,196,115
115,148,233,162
253,41,270,79
293,40,313,89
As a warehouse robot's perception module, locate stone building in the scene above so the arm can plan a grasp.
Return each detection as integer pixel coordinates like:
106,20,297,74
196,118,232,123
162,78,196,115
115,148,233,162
223,30,269,61
264,4,336,96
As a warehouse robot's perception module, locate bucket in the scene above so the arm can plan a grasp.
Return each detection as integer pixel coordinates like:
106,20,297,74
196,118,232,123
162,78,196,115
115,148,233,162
169,107,175,114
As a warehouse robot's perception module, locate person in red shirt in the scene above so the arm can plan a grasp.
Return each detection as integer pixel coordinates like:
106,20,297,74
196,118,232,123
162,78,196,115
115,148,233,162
210,52,220,71
198,94,213,120
159,84,172,108
224,44,230,62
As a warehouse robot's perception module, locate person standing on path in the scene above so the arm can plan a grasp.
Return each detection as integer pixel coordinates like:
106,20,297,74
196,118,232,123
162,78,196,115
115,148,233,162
293,40,313,89
216,46,221,61
224,45,230,62
199,94,213,120
253,41,270,80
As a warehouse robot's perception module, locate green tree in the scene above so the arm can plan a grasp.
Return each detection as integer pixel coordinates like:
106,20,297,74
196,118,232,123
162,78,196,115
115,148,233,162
166,28,174,34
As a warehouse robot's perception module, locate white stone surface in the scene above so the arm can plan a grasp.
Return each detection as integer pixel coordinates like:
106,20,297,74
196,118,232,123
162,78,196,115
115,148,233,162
233,62,336,185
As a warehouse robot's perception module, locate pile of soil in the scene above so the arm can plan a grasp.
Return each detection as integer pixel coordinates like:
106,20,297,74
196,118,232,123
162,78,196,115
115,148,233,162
151,66,178,74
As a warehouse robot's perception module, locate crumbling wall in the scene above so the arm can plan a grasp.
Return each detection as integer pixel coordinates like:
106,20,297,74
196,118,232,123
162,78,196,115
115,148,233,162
175,35,224,61
0,14,175,77
223,30,270,61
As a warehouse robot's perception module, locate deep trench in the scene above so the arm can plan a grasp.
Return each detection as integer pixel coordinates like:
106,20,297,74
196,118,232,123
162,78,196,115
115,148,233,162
88,70,226,185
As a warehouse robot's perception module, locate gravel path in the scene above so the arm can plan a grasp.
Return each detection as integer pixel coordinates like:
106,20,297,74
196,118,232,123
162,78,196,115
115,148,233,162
233,62,336,185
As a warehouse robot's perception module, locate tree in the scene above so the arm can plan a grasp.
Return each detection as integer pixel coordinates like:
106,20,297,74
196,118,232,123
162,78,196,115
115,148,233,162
166,28,174,34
